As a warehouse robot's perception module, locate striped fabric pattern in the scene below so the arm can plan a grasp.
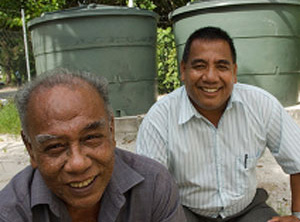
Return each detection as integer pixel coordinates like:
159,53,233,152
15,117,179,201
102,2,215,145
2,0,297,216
136,83,300,218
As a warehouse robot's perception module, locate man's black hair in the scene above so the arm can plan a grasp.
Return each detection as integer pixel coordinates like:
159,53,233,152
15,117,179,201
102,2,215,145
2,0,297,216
182,26,237,64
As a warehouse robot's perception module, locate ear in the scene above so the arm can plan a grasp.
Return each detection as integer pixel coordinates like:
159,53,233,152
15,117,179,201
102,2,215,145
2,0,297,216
21,131,38,169
233,63,238,83
109,116,116,147
180,60,186,82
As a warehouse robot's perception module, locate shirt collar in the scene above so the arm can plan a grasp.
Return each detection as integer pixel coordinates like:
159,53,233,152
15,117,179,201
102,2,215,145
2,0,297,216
108,149,144,195
31,168,65,218
97,148,145,221
178,84,243,125
228,83,244,108
178,86,198,125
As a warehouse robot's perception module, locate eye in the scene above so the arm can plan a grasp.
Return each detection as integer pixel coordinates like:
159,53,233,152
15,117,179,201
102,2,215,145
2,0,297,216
82,134,103,147
84,134,102,141
43,143,67,156
192,64,206,70
45,143,64,150
217,64,229,71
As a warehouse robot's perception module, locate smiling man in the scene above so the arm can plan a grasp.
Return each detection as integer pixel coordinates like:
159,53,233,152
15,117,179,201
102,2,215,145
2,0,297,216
136,27,300,222
0,68,186,222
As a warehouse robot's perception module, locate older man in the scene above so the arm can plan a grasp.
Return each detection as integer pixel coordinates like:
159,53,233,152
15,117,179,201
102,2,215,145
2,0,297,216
0,68,186,222
137,27,300,222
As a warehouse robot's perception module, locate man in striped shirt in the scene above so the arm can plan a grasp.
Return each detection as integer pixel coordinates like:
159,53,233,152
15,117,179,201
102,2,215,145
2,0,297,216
136,27,300,222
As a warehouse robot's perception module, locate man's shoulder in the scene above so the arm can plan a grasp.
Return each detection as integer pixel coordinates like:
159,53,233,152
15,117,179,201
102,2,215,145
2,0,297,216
235,83,274,96
115,148,169,176
114,148,177,199
142,86,185,127
234,83,279,104
148,86,184,113
113,149,185,222
0,166,34,201
0,166,34,220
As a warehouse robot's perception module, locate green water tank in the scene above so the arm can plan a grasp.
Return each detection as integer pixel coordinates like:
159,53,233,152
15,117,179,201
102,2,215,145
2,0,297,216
28,4,158,116
170,0,300,107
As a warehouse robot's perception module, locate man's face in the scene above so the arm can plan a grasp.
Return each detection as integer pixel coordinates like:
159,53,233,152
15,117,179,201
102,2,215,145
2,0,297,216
23,81,115,210
181,39,237,115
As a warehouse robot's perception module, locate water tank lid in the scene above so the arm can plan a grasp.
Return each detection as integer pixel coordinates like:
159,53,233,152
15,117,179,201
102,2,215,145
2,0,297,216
169,0,300,21
28,4,158,28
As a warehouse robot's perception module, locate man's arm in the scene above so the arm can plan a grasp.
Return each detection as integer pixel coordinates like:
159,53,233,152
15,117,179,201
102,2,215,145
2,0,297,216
265,97,300,222
291,173,300,213
268,173,300,222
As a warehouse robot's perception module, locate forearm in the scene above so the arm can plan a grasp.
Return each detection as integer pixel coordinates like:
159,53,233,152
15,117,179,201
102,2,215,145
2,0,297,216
291,173,300,212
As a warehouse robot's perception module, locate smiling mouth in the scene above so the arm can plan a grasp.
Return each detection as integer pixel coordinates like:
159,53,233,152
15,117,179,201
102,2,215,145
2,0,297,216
201,87,219,93
69,176,96,188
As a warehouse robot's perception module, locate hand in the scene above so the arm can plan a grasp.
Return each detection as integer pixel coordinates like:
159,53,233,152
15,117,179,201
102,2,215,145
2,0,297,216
268,215,300,222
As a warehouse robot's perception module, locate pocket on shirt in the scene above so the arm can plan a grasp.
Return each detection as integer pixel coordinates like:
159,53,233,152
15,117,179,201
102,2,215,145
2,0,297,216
235,155,257,196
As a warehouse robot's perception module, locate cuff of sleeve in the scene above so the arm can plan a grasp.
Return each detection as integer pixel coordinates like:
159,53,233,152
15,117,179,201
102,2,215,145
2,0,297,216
292,212,300,219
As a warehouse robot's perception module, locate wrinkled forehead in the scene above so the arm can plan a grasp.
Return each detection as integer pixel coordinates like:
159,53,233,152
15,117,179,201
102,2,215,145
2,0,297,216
24,84,111,143
27,82,105,122
194,38,234,59
192,38,229,47
34,118,107,144
190,39,234,60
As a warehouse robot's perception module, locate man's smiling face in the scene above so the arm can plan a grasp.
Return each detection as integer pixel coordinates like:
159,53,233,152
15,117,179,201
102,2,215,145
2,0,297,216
23,80,115,210
181,39,237,116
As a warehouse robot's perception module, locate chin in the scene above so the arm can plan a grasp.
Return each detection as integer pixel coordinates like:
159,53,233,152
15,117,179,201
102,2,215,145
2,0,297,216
68,197,100,209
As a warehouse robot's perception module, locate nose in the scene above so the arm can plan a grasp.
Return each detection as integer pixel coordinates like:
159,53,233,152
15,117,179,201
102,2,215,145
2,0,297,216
64,144,92,174
202,67,218,83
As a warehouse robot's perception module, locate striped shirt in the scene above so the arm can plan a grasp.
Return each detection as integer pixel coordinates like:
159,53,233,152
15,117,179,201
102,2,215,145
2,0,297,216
136,83,300,218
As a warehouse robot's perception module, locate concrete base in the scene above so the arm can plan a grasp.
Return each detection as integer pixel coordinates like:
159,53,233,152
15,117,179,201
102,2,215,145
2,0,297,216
114,115,144,152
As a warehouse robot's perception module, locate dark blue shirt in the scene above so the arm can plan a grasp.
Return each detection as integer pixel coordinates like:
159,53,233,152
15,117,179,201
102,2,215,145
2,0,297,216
0,148,186,222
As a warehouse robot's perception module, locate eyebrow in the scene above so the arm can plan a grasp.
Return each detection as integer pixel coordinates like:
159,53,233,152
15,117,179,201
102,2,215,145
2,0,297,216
215,59,231,65
35,134,61,144
35,118,107,144
81,118,106,132
191,59,207,66
190,59,232,66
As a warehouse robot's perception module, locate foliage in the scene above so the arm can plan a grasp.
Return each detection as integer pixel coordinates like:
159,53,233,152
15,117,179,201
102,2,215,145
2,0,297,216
134,0,156,11
0,30,27,85
0,100,21,135
0,0,191,92
0,0,66,29
157,27,180,94
0,0,63,84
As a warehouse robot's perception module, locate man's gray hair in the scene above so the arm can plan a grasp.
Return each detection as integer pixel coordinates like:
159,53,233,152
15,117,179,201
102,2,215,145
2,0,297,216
15,68,112,138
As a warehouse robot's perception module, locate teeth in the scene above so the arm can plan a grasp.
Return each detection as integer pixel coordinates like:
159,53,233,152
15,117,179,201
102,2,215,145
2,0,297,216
203,88,218,93
70,177,95,188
